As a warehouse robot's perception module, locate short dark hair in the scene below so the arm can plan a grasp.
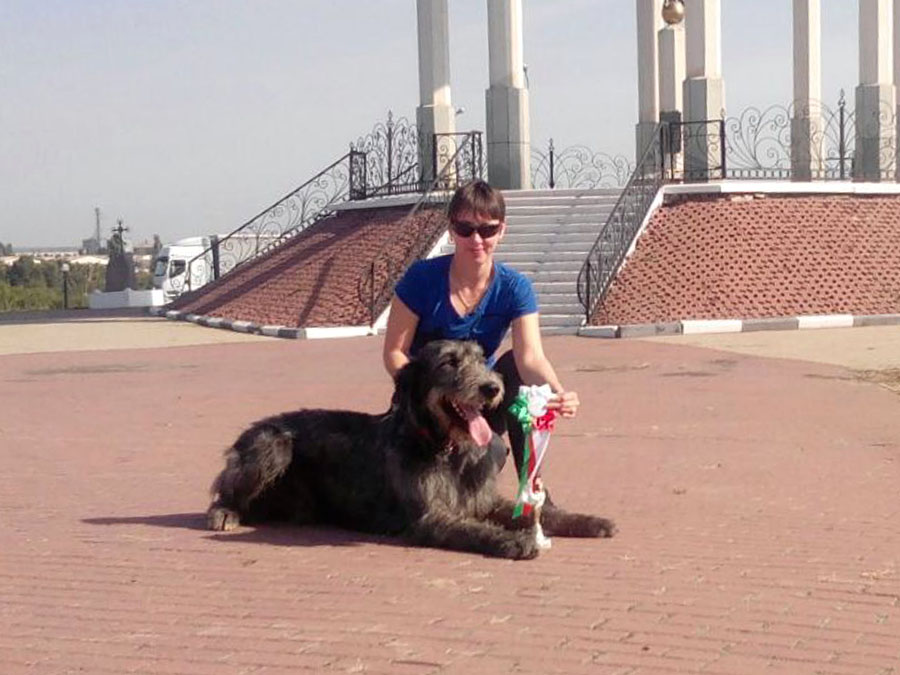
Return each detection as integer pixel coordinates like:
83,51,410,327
447,179,505,223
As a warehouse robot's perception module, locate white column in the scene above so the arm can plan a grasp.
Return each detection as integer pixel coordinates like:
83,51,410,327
485,0,531,189
416,0,455,184
894,0,900,177
658,24,685,116
856,0,895,181
682,0,725,181
658,19,685,171
636,0,664,160
792,0,823,181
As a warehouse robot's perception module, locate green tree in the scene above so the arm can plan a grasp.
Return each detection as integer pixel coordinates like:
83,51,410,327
7,256,43,287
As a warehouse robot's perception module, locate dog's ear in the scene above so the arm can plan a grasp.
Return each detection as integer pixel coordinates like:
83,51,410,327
394,358,426,406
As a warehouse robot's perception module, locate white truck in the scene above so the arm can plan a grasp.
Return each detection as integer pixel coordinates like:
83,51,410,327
152,236,215,301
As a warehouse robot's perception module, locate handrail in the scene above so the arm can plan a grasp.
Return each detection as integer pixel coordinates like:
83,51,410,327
360,131,485,325
364,162,422,199
576,123,667,321
178,150,365,297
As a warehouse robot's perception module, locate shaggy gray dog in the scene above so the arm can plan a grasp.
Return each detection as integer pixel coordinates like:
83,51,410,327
207,340,615,559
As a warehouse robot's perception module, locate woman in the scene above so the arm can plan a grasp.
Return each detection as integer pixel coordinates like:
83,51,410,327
382,179,579,473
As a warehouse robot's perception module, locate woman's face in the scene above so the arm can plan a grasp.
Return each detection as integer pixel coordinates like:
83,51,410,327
449,209,506,265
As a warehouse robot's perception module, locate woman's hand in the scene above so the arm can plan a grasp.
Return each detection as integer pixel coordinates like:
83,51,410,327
547,390,580,418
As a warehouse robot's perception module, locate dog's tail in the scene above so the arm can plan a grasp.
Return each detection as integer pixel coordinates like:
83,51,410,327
210,424,294,510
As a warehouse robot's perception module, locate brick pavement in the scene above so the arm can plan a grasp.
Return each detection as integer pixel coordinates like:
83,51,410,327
2,329,900,674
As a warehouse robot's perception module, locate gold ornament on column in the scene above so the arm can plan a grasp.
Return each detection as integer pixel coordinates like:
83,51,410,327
662,0,685,25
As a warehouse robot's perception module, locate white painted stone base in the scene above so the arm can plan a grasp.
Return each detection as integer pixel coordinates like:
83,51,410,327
681,319,743,335
854,83,897,181
89,288,167,309
683,76,725,180
485,85,531,189
797,314,854,330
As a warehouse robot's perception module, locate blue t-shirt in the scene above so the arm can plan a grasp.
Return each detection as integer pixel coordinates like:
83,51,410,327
395,254,538,363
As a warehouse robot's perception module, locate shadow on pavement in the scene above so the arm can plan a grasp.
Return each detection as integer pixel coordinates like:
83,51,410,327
83,513,402,549
84,513,209,531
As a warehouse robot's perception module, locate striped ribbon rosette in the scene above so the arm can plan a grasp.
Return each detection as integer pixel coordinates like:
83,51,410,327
508,384,558,549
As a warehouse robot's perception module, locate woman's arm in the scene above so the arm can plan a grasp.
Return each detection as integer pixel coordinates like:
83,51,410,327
382,295,420,378
510,312,580,417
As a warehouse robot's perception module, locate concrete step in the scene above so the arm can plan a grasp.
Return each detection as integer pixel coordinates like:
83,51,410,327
496,251,588,263
439,245,597,260
505,260,587,273
534,301,584,314
506,222,607,234
504,187,622,199
539,314,584,327
539,325,581,336
532,280,577,293
506,201,618,214
518,269,580,283
506,213,616,226
502,232,601,245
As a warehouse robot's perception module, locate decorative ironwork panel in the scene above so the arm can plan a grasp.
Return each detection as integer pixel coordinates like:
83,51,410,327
531,140,632,189
351,111,422,197
672,120,726,182
433,132,485,191
722,105,793,179
713,98,857,180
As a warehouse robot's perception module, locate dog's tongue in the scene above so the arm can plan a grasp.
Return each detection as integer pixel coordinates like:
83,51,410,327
462,407,493,447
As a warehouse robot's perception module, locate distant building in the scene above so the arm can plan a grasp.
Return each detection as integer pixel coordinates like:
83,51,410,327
82,237,105,255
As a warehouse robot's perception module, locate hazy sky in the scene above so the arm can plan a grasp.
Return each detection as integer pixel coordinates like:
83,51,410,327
2,1,860,248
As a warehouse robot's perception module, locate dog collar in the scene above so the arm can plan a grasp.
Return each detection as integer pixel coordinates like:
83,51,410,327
411,421,455,455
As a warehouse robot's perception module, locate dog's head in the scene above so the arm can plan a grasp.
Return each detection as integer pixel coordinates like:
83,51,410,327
395,340,504,449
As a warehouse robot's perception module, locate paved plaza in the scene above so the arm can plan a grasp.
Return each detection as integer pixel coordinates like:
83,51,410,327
2,311,900,674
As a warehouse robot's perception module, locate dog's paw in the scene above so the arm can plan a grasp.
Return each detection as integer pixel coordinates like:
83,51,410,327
542,511,618,538
585,516,617,538
497,530,541,560
207,506,241,531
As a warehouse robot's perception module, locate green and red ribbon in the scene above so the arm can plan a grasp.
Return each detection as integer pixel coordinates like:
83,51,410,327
509,387,558,519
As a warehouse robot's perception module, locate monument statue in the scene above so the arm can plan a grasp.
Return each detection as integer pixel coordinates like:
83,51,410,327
105,220,136,292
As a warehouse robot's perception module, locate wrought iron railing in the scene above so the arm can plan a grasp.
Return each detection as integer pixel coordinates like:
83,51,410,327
576,123,667,320
667,94,894,182
351,111,422,198
663,119,727,182
433,132,484,191
531,139,632,189
177,150,366,296
358,131,485,325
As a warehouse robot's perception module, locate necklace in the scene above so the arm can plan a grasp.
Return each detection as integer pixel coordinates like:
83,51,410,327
450,272,487,316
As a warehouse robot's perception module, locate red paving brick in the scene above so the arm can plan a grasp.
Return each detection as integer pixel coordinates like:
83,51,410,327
595,193,900,325
2,335,900,673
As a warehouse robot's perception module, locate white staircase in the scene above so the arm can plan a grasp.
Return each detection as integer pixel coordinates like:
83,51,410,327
439,187,623,335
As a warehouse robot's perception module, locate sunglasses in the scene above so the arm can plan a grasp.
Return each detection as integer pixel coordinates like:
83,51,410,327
450,220,502,239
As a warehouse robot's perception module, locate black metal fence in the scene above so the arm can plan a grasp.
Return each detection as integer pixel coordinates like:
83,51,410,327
667,93,899,183
531,140,632,189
